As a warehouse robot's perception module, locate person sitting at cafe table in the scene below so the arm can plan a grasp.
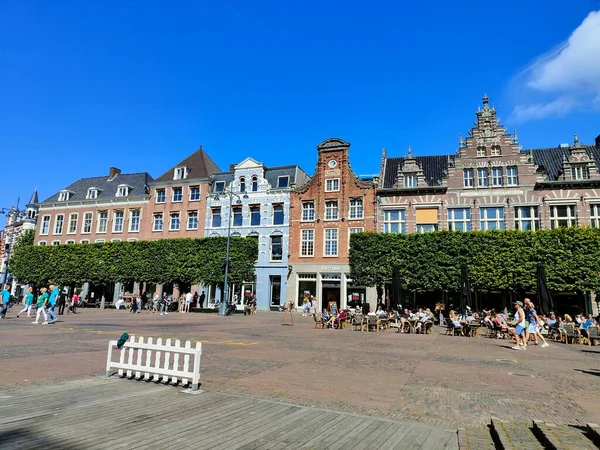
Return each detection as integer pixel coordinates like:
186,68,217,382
328,309,348,328
398,309,412,333
449,310,462,330
414,308,432,332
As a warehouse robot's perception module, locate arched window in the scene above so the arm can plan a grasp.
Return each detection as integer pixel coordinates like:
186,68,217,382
240,177,246,192
251,176,258,192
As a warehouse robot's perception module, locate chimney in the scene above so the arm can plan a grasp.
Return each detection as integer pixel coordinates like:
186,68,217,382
108,167,121,181
229,164,236,171
596,134,600,148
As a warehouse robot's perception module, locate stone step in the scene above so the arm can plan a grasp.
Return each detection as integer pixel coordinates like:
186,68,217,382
490,417,543,450
533,420,598,449
457,426,496,450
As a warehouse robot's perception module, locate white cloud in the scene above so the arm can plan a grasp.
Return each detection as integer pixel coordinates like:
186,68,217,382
509,10,600,122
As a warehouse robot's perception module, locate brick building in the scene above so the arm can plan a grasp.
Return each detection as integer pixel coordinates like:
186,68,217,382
287,138,377,312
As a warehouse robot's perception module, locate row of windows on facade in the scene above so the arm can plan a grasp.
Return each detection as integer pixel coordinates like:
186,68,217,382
212,176,291,193
58,185,132,202
39,211,142,235
381,204,600,233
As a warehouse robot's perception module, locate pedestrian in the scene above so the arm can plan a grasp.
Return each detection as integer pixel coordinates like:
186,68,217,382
198,291,205,309
47,284,59,323
0,284,11,319
183,291,192,313
524,298,549,348
32,287,49,324
512,301,527,350
17,287,35,318
68,291,79,314
58,291,67,315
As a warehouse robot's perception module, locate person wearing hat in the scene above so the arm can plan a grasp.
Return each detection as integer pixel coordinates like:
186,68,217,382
512,301,526,350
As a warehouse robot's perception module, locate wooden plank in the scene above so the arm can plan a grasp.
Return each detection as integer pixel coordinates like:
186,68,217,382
357,422,403,450
285,410,355,449
343,419,388,449
327,416,382,450
418,429,458,450
392,425,434,449
377,424,419,450
295,414,350,448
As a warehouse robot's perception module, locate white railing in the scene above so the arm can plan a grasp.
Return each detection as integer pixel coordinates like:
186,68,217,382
106,336,202,391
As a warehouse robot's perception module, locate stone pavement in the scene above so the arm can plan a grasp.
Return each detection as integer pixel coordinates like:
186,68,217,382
2,308,600,430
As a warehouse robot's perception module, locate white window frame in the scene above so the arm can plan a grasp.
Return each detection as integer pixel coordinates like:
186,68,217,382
129,210,141,232
58,191,70,201
40,215,51,235
323,228,338,257
233,206,243,227
86,188,98,199
491,145,501,157
250,205,261,226
349,198,363,220
447,208,471,231
514,206,540,231
189,186,200,201
214,181,225,193
82,212,93,234
251,176,258,192
95,239,105,243
38,241,47,246
277,176,289,189
479,207,505,230
348,227,364,249
54,214,64,235
52,240,61,246
270,235,283,261
403,174,417,188
116,185,129,197
549,205,577,229
211,208,221,228
506,167,518,186
239,177,246,192
113,211,124,233
153,213,164,232
80,239,89,244
169,212,180,231
572,164,589,181
97,211,108,233
463,169,474,188
65,240,75,244
67,213,78,234
476,146,486,157
172,187,183,203
491,167,503,186
383,209,406,234
111,238,122,242
156,189,166,203
325,200,339,221
301,202,315,222
272,204,284,225
187,211,198,230
300,229,314,257
325,179,340,192
127,238,138,242
477,168,489,187
174,166,188,180
591,204,600,228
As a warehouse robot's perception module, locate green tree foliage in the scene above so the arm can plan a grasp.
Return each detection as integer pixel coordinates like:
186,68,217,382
9,237,258,287
350,228,600,294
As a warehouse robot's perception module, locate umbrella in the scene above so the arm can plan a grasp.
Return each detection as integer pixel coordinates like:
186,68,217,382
537,262,554,315
390,266,403,311
461,263,472,315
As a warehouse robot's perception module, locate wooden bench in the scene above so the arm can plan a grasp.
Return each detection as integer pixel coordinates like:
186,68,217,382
106,336,202,391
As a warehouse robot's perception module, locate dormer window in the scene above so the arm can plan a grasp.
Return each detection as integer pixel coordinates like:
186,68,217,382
116,185,130,197
240,177,246,192
58,190,72,202
403,174,417,188
86,188,99,199
214,181,225,193
572,164,589,181
251,176,258,192
277,176,289,188
174,166,189,180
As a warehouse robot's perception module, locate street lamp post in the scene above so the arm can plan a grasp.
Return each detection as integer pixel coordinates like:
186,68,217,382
214,188,247,316
1,197,26,288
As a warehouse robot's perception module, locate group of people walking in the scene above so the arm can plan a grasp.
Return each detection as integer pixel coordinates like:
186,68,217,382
0,283,79,324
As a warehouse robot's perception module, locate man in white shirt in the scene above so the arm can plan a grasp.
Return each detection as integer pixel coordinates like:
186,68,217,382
183,291,193,313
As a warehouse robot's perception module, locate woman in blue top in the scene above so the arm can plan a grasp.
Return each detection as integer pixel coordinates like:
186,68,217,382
17,287,35,318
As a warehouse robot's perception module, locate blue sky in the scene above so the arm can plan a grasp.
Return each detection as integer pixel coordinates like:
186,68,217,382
1,0,600,210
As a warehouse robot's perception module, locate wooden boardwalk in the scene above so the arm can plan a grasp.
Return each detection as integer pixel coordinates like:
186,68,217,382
0,378,458,449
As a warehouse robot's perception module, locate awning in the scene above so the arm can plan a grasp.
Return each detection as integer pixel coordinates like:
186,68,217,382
415,208,438,224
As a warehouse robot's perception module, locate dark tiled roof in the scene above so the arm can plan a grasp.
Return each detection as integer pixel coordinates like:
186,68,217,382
155,147,221,182
41,172,153,203
526,145,600,181
382,155,449,189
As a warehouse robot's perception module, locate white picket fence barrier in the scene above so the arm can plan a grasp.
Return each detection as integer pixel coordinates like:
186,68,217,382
106,336,202,391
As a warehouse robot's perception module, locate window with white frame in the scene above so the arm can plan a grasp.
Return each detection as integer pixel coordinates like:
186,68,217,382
211,208,221,227
349,198,363,219
95,239,105,243
325,200,338,220
82,212,93,233
325,179,339,192
58,191,71,201
571,164,589,181
52,241,61,246
273,204,284,225
514,206,540,231
448,208,471,231
270,235,283,261
233,206,243,226
250,205,261,226
97,211,108,233
41,215,51,235
404,174,417,188
113,211,124,232
491,145,501,157
127,238,138,242
54,214,64,234
153,213,163,231
65,240,75,244
116,185,129,197
491,167,503,186
348,227,363,248
214,181,225,193
251,176,258,192
174,167,188,180
187,211,198,230
506,167,518,185
172,187,183,202
591,204,600,228
477,168,489,187
169,212,180,230
549,205,577,229
324,228,338,257
68,213,78,234
240,177,246,192
302,202,315,221
189,186,200,201
463,169,474,188
38,241,47,246
111,238,122,242
479,207,505,230
156,189,166,203
129,210,140,232
301,229,314,256
80,240,89,244
477,146,486,157
277,176,289,188
86,188,98,199
383,209,406,233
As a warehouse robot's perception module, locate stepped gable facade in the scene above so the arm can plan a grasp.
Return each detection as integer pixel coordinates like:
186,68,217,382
378,96,600,233
287,138,377,311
